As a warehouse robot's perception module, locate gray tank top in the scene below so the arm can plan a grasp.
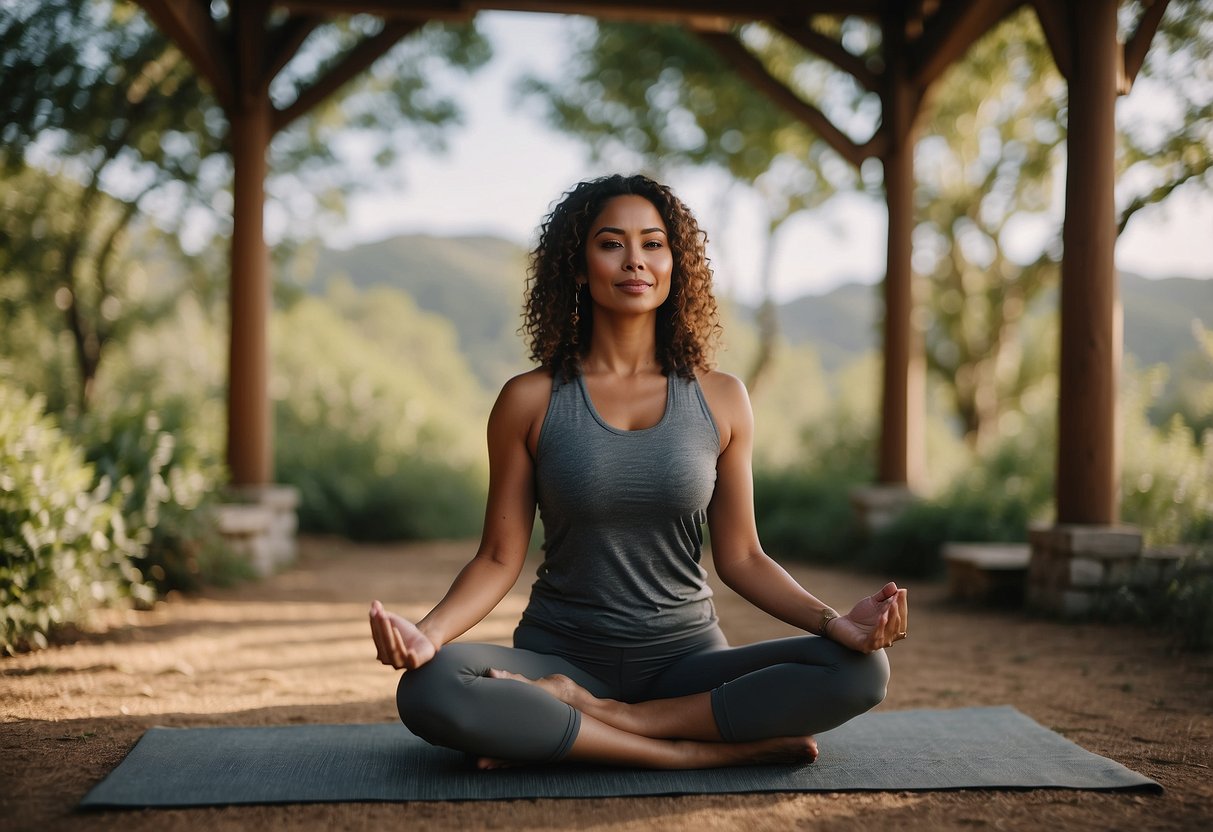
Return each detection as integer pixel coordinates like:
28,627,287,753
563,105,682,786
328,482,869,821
520,372,721,645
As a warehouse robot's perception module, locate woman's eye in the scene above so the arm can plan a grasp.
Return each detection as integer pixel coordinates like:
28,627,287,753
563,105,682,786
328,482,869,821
643,240,664,249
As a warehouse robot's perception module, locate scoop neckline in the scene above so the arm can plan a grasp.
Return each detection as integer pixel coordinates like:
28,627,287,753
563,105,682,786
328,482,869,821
576,373,673,436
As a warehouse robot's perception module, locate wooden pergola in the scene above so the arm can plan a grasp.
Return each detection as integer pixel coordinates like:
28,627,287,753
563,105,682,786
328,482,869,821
133,0,1170,529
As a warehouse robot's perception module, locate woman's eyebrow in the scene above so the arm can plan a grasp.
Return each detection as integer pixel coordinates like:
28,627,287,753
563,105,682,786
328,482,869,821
593,226,667,237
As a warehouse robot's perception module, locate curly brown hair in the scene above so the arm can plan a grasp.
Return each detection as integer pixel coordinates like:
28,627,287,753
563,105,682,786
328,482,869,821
522,174,721,381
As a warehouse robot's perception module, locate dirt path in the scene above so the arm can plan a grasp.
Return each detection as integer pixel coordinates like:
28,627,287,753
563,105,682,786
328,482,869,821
2,537,1210,831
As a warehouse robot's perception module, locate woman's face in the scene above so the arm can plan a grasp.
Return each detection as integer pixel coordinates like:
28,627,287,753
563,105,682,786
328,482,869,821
580,195,674,317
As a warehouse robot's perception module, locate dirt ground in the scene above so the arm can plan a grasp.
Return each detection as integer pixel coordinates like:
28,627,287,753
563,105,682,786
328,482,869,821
2,536,1211,831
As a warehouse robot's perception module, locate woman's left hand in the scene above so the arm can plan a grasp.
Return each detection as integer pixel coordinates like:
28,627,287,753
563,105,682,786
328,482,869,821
826,582,909,654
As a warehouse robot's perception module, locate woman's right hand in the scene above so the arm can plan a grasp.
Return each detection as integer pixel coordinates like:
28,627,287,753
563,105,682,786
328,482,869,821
369,600,438,671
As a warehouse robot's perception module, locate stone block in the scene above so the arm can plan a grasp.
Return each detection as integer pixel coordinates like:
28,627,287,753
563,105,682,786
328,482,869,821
1069,557,1106,588
1060,589,1096,617
849,484,916,533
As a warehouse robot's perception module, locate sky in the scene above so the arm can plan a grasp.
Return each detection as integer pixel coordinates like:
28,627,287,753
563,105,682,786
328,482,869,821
327,12,1213,306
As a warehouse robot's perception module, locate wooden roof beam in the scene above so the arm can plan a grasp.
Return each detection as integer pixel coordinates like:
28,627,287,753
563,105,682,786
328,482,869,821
263,14,325,89
135,0,234,109
697,31,885,168
774,20,879,92
910,0,1023,90
1121,0,1170,93
273,0,881,24
1031,0,1070,81
271,19,421,133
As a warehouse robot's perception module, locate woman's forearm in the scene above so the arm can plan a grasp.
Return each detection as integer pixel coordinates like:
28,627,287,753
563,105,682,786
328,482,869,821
415,553,523,648
716,551,836,636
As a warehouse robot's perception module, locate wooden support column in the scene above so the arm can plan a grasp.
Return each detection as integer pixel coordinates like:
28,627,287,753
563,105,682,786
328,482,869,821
226,0,272,487
227,97,272,486
1056,0,1120,523
877,13,924,489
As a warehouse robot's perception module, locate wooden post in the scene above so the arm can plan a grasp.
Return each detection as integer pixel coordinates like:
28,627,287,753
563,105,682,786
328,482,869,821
226,97,272,486
878,11,924,489
1056,0,1120,523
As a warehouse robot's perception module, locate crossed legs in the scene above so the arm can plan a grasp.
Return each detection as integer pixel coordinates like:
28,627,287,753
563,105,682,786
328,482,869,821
396,635,887,770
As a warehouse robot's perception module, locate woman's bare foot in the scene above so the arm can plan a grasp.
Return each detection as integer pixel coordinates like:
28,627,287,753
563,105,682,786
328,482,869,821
486,668,590,708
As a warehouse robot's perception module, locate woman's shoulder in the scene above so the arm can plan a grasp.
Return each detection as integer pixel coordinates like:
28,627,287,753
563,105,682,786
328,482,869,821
695,370,753,448
492,367,556,420
696,370,750,410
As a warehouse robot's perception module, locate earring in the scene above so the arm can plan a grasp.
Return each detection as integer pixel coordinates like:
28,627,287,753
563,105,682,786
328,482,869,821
571,284,581,345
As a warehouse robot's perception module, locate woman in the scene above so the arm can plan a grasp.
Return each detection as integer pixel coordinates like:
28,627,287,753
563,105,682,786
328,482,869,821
369,174,908,770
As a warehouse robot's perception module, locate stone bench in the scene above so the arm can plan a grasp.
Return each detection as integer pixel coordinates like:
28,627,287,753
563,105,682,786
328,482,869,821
943,542,1031,605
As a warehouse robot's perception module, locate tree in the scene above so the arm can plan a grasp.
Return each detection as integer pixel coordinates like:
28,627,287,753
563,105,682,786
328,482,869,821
0,0,489,413
914,10,1065,449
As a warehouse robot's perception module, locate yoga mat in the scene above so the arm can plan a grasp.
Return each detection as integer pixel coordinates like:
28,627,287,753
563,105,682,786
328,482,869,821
79,706,1158,808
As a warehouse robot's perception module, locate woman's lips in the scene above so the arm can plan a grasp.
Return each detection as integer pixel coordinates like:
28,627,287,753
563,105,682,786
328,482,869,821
616,280,653,293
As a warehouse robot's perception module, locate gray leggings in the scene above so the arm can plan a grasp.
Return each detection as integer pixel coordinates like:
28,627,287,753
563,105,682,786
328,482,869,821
396,623,890,763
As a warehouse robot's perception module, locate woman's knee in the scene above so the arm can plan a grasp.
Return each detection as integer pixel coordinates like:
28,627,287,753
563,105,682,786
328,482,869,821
842,648,890,712
395,645,481,745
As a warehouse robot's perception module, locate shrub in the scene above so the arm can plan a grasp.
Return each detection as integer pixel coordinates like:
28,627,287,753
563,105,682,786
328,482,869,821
753,468,864,565
858,490,1039,578
0,384,150,654
76,396,249,592
275,408,484,541
1097,549,1213,652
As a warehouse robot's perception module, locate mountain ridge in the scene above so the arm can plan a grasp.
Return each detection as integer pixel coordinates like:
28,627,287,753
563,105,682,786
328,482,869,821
304,232,1212,386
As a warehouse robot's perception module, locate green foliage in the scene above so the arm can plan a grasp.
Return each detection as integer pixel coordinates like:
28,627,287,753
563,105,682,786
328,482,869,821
275,415,483,541
0,383,149,654
272,286,490,540
750,353,878,564
0,0,491,411
1097,550,1213,652
753,469,863,566
75,397,248,593
1121,366,1213,545
916,9,1065,448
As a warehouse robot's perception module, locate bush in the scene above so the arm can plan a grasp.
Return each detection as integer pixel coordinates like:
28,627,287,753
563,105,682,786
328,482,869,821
275,408,484,541
0,384,150,654
858,490,1039,578
754,469,865,565
1097,550,1213,652
76,397,250,592
858,423,1055,577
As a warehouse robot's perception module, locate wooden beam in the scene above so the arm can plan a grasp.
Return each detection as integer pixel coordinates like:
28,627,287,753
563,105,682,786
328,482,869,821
1031,0,1070,81
135,0,234,109
1121,0,1170,93
271,19,421,133
263,14,325,89
910,0,1022,90
273,0,882,23
697,31,885,168
774,20,879,92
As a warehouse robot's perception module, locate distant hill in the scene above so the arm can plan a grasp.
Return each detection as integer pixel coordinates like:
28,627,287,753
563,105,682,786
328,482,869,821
757,283,881,373
740,270,1212,376
309,234,532,388
1120,272,1213,369
307,233,1210,388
